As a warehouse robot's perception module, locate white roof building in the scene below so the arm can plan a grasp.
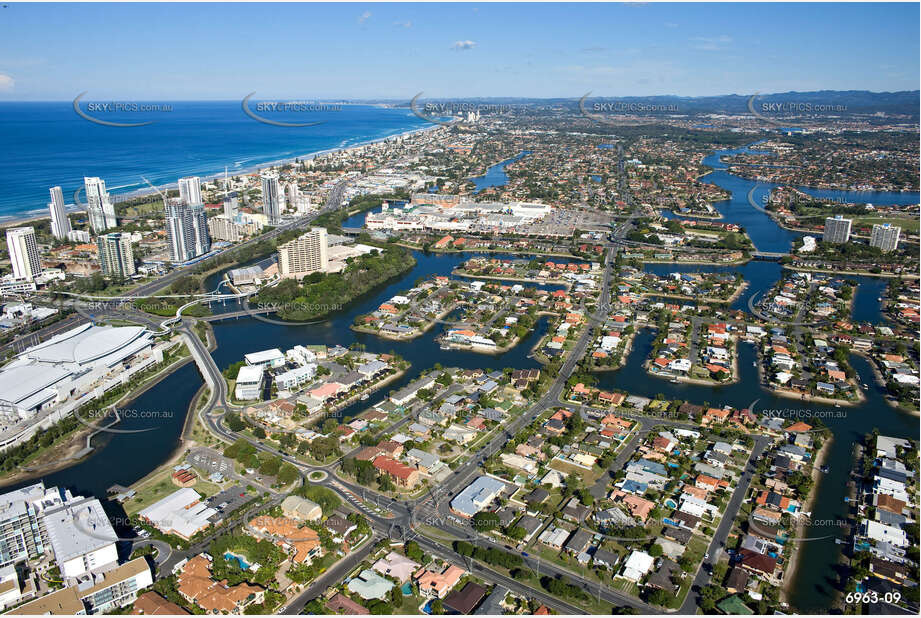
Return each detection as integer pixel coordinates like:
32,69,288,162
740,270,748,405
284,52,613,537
244,348,285,368
0,324,154,416
138,488,216,540
620,550,655,582
43,498,119,579
235,365,265,400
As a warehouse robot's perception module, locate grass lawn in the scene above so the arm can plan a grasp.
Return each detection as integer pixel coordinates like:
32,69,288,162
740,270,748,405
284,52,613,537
549,458,604,484
394,593,424,615
852,216,920,233
124,469,221,515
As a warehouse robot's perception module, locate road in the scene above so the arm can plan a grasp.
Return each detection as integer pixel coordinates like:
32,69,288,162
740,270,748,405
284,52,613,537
281,534,381,615
679,434,770,614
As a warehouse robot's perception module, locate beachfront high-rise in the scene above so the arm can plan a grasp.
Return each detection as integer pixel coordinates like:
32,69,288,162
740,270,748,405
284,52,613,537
823,215,852,244
178,176,203,206
84,177,117,233
870,223,901,252
223,192,238,219
277,227,328,277
5,227,42,282
48,186,72,240
165,201,210,263
260,171,283,225
97,233,136,278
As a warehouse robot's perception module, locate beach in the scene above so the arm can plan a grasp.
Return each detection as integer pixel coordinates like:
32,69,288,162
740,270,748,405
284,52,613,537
0,122,441,227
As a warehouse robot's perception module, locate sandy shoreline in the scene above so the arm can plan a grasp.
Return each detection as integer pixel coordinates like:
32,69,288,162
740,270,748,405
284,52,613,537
780,435,832,603
0,123,441,228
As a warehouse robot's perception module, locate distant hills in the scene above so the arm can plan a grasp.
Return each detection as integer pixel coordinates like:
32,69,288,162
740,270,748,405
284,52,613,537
378,90,920,118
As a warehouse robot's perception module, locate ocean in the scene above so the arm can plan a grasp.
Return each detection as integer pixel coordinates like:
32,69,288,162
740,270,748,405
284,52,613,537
0,101,431,221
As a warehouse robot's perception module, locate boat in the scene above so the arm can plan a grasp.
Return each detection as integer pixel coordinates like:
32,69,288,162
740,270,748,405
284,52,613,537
820,465,830,473
752,361,757,367
670,378,680,384
360,393,369,401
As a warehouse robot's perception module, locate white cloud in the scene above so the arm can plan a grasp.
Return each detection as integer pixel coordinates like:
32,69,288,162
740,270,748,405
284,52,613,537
664,22,679,28
0,74,14,91
451,40,476,51
691,35,732,51
357,11,372,24
393,20,412,28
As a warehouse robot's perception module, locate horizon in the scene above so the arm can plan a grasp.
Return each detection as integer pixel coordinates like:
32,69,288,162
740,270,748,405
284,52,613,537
1,88,921,103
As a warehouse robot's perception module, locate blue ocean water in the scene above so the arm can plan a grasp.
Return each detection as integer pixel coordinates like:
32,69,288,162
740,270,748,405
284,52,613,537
0,101,430,220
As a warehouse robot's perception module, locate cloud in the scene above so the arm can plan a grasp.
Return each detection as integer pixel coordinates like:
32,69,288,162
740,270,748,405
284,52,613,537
393,20,412,28
357,11,372,24
664,22,679,28
451,40,476,51
0,74,14,91
581,46,607,54
691,35,732,51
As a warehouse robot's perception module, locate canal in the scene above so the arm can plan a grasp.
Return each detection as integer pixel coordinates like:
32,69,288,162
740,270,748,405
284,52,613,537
4,142,916,612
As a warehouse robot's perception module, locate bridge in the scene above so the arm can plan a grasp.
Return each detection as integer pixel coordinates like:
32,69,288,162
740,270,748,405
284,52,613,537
340,227,365,236
751,251,790,261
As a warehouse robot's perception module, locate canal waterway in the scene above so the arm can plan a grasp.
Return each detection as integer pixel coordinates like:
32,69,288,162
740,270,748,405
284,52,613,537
5,142,916,612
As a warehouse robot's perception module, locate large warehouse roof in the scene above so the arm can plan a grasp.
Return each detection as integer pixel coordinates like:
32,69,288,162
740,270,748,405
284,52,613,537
23,324,148,365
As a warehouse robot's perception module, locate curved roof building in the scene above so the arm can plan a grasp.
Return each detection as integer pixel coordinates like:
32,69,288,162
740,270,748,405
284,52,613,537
0,324,154,418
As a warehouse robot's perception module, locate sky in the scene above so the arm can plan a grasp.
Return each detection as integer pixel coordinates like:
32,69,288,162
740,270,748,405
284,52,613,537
0,2,918,100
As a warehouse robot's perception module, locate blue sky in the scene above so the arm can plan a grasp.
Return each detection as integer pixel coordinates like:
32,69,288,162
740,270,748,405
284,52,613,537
0,2,917,100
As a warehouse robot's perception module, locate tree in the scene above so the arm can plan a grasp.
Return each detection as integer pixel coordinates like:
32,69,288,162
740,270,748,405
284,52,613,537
471,511,501,532
253,426,267,439
277,463,299,485
322,418,339,434
404,540,424,562
647,589,670,606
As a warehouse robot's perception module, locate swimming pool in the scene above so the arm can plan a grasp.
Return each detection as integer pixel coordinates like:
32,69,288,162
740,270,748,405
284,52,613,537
224,551,251,570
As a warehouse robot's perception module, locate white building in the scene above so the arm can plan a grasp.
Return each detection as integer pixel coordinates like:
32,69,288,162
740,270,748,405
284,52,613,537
235,365,265,400
165,200,210,263
275,364,317,390
67,229,91,243
48,186,73,240
244,348,286,368
97,232,136,278
43,497,119,578
0,324,155,421
620,550,654,582
277,227,329,277
178,176,203,206
84,177,117,233
5,227,42,281
870,223,901,252
823,215,852,244
137,487,216,540
261,171,283,225
6,557,152,614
